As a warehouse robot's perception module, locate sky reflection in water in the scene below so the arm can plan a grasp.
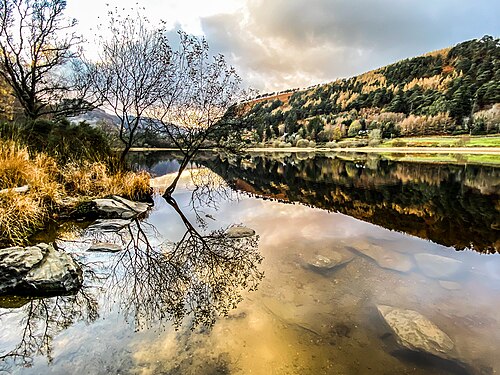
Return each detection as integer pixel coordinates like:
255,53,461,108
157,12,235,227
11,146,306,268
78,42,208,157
1,153,500,374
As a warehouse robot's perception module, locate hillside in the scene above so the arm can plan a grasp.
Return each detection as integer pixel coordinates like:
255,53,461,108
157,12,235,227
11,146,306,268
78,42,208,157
237,36,500,146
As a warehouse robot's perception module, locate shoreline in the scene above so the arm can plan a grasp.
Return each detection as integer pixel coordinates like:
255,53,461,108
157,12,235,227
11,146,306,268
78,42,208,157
130,146,500,155
246,146,500,154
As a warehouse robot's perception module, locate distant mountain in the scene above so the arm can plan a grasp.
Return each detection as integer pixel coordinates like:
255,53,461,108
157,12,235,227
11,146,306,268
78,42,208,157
237,36,500,144
69,108,120,127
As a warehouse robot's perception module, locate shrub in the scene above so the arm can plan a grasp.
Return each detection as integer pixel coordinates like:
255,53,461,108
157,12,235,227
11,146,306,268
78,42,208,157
23,119,112,163
325,141,337,148
308,140,316,148
296,139,310,148
348,120,363,137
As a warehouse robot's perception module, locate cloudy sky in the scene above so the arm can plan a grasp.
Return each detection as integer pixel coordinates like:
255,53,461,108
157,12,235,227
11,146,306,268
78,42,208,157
66,0,499,92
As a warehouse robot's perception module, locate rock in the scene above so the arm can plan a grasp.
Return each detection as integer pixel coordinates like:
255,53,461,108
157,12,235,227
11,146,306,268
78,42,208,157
304,250,353,273
377,304,455,360
0,245,46,278
348,244,413,273
439,280,461,291
88,242,122,253
92,195,150,219
25,246,83,294
0,185,30,194
414,253,463,279
225,226,256,238
0,243,82,296
87,219,131,232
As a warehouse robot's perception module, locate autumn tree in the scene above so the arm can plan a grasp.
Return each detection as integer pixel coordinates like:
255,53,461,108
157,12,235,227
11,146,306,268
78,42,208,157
0,0,92,121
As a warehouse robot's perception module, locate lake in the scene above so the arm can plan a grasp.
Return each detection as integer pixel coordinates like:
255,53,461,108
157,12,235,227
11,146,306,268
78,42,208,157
1,151,499,374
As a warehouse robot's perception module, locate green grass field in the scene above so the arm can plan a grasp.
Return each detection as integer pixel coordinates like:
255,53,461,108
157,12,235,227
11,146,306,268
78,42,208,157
379,135,500,148
379,152,500,166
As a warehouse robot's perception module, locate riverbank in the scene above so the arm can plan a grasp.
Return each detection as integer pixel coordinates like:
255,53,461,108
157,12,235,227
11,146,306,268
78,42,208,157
245,146,500,154
0,139,151,247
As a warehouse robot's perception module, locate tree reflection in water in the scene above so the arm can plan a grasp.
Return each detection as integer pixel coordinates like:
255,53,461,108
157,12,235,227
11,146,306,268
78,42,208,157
0,169,264,368
0,290,98,367
108,204,263,330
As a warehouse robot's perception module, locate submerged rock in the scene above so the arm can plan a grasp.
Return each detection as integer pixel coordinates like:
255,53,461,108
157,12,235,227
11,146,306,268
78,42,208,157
0,243,83,296
225,226,256,238
414,253,463,279
348,244,413,273
88,242,123,253
304,250,353,273
377,304,455,360
438,280,462,291
87,219,132,232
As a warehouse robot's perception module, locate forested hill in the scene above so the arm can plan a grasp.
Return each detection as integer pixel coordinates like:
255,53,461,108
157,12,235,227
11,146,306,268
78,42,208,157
237,36,500,145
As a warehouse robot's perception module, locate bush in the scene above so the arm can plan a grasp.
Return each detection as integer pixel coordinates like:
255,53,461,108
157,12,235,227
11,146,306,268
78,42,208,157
308,140,316,148
325,141,337,148
347,120,363,137
23,119,112,163
296,139,310,148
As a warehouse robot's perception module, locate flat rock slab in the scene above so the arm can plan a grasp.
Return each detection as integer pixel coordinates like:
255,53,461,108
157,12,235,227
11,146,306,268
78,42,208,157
93,195,150,219
0,243,82,296
87,219,132,232
414,253,464,279
88,242,123,253
225,226,256,238
304,250,353,273
377,304,455,360
348,244,413,273
439,280,462,291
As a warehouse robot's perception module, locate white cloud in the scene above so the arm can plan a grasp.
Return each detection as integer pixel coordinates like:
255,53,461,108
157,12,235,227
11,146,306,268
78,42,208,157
66,0,500,92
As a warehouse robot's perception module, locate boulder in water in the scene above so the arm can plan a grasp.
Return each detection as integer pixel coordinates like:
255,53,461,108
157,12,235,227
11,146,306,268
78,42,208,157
0,243,83,296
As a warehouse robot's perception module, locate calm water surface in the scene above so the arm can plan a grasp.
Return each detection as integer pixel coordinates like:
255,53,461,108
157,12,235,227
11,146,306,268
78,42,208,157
1,152,499,374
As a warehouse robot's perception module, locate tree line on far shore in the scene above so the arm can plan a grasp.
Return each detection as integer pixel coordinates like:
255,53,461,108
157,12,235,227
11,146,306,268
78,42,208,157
237,36,500,147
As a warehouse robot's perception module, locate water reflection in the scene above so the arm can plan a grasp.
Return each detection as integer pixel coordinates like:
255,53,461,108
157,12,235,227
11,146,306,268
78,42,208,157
199,152,500,253
0,291,98,368
3,152,500,374
0,172,263,370
105,211,263,330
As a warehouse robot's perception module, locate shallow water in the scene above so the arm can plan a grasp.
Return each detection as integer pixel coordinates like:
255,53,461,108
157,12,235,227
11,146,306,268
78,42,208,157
1,152,499,374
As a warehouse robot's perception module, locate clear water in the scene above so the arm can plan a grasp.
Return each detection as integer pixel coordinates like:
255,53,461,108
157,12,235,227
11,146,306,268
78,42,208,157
1,152,499,374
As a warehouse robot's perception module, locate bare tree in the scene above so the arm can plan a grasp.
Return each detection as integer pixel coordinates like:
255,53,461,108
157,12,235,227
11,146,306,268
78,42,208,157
84,9,174,164
149,32,250,196
0,0,92,121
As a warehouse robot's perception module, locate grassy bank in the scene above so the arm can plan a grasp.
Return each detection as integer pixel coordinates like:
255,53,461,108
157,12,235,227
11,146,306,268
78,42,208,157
0,139,150,247
378,135,500,148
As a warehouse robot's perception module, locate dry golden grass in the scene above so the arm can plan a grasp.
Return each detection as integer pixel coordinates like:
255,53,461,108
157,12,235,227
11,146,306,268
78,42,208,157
0,140,60,245
0,139,32,189
0,139,151,246
62,162,150,200
0,193,47,245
